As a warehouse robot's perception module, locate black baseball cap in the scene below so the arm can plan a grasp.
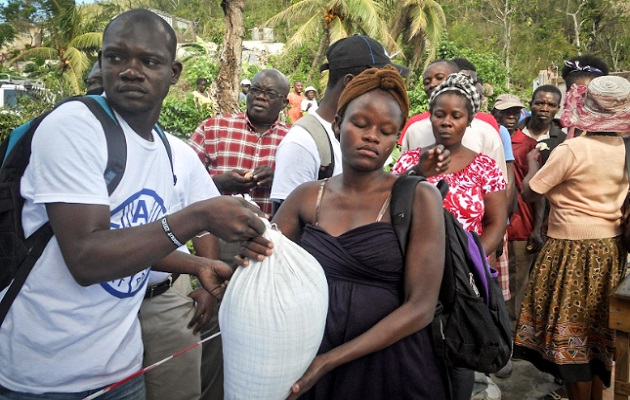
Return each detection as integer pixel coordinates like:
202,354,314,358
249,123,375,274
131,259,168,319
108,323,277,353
320,35,411,77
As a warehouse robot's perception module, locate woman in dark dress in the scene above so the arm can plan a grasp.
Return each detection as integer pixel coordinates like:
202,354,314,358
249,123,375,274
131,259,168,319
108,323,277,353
243,66,450,399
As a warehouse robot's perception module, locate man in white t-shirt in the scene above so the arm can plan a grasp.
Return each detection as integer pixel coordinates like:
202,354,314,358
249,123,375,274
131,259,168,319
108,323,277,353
139,133,222,400
271,35,408,212
0,10,266,399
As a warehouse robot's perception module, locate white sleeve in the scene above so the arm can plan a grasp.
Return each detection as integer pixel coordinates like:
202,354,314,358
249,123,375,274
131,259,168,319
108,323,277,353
29,102,109,205
270,127,320,201
401,119,436,152
482,130,509,183
181,144,220,204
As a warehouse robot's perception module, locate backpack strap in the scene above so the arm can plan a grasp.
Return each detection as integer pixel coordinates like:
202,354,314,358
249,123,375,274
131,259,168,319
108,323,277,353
390,174,426,256
624,136,630,186
294,114,334,179
154,124,177,186
0,95,140,327
79,95,176,189
0,223,52,326
77,95,127,195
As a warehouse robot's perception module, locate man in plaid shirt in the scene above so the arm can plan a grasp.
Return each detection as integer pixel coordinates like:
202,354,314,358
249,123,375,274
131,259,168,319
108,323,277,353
188,69,290,399
189,69,290,216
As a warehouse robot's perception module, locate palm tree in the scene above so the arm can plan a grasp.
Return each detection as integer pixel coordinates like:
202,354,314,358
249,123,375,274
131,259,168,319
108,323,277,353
9,0,103,95
386,0,446,70
266,0,393,83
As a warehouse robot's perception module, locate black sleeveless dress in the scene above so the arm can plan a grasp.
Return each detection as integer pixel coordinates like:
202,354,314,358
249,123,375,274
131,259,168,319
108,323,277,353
299,220,448,400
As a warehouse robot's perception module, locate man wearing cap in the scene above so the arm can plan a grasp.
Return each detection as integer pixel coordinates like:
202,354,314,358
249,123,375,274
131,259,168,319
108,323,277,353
287,80,305,124
239,79,251,102
271,35,408,212
493,94,544,336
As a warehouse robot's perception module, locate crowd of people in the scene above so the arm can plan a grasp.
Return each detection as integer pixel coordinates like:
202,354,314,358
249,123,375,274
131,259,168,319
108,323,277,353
1,7,629,400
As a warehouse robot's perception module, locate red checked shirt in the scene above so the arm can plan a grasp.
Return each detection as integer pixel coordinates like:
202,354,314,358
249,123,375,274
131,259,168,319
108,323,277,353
188,112,289,214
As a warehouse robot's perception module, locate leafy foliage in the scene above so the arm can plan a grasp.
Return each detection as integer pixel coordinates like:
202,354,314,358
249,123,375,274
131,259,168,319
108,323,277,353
159,93,213,140
179,38,221,87
407,86,429,117
0,94,54,141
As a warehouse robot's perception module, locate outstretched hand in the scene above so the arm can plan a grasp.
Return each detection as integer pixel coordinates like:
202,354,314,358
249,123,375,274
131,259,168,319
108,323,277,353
203,196,269,243
416,144,451,177
234,235,274,267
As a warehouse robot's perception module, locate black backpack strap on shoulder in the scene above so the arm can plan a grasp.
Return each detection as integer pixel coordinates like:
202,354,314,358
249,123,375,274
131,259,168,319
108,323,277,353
390,174,426,256
294,114,334,179
0,223,52,325
154,124,177,186
76,95,127,195
0,96,128,327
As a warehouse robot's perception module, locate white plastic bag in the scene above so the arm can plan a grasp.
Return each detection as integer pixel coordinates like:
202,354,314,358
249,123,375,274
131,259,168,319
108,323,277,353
219,218,329,400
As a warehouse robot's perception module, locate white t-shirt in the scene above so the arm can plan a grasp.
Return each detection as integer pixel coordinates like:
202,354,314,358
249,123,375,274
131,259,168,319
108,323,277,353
301,98,318,113
270,111,342,201
0,99,177,393
147,133,221,285
401,116,509,181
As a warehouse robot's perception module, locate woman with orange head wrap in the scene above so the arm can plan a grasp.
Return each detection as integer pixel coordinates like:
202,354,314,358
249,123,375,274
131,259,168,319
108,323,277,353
258,65,450,399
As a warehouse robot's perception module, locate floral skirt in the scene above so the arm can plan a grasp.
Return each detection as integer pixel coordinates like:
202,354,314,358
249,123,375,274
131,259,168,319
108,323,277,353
514,236,626,385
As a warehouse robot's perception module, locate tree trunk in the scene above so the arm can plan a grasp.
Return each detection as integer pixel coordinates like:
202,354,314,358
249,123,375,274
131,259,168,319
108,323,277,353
215,0,245,114
307,21,330,84
388,4,410,54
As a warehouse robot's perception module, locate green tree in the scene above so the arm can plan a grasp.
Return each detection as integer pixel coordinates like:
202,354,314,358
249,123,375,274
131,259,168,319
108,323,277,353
8,0,103,95
0,23,16,49
266,0,390,83
385,0,446,70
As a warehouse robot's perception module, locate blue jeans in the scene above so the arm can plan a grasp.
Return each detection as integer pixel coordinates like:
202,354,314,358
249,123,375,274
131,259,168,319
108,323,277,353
0,375,145,400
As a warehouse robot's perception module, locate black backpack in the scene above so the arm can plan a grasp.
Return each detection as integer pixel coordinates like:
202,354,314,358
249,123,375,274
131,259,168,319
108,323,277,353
0,95,175,326
390,174,512,374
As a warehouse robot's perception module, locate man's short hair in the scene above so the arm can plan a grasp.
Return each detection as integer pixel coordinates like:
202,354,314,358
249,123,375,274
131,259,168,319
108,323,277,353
427,59,460,73
196,77,208,85
452,57,476,72
532,84,562,102
104,9,177,60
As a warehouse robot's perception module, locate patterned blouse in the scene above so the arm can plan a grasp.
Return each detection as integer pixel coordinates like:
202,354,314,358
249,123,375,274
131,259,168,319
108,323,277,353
392,149,506,234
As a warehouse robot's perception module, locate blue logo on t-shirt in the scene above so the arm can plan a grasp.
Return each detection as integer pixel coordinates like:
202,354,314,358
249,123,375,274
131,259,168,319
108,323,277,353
101,189,167,298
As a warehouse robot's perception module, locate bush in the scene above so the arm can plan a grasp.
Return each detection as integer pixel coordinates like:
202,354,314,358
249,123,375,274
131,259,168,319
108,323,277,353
159,94,214,140
0,110,25,141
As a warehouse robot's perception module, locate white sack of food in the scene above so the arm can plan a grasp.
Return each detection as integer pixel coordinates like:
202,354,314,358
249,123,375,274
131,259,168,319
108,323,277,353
219,218,329,400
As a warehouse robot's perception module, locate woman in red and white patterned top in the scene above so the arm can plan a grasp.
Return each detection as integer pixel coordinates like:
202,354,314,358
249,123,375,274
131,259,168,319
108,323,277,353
393,72,507,400
393,73,506,257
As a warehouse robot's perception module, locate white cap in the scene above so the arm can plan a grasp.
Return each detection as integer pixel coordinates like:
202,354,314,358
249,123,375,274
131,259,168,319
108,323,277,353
304,86,317,93
240,79,251,86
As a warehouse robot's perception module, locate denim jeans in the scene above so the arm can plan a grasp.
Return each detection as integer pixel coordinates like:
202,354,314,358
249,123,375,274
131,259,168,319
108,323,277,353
0,375,145,400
